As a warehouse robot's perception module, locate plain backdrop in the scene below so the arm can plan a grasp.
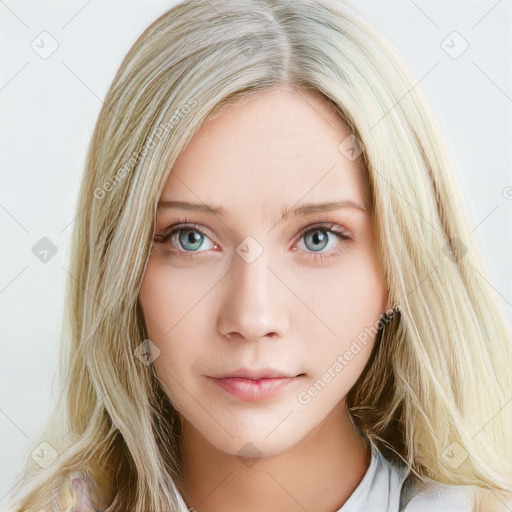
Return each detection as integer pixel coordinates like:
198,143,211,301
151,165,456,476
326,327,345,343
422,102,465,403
1,0,511,508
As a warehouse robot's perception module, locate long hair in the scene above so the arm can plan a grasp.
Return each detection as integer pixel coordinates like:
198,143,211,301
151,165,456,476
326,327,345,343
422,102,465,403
9,1,511,510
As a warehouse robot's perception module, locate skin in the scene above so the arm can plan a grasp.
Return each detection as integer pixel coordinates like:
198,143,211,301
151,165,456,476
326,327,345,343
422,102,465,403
138,87,390,512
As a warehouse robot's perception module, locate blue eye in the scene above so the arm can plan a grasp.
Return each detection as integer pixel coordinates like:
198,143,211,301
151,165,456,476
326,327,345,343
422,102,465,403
153,220,352,262
177,228,211,251
296,223,352,261
303,229,331,252
154,224,216,256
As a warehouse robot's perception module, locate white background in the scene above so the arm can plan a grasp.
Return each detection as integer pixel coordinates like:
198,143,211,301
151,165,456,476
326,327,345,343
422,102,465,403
1,0,511,508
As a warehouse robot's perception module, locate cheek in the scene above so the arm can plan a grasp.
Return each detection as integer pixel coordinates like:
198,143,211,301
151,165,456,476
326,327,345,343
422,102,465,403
296,247,386,385
138,259,215,370
138,265,170,340
139,258,210,339
299,248,387,337
139,264,190,379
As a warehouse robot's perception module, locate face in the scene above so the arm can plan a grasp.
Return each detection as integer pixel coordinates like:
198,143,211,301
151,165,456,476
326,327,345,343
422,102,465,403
138,87,388,459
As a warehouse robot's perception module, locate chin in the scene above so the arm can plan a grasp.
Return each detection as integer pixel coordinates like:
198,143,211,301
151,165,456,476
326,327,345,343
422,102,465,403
197,418,307,460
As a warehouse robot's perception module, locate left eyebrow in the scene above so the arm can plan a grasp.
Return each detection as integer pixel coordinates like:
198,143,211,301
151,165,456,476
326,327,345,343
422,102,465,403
157,200,226,215
288,200,366,217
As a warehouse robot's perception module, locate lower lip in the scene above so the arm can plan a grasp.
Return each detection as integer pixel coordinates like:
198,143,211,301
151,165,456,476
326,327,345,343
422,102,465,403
208,376,302,402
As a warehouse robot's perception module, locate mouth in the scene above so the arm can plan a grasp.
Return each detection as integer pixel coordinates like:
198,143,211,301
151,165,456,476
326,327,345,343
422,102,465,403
211,367,305,380
207,373,305,402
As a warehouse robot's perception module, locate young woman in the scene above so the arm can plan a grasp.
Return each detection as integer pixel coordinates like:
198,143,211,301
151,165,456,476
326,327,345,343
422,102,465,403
9,0,511,511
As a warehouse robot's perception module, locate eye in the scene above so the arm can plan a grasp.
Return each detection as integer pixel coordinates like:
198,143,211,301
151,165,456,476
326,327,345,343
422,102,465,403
294,222,353,261
153,219,353,262
153,221,217,260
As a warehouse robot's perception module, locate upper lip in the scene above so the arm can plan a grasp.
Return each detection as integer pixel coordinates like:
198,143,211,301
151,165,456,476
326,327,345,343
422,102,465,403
211,368,303,380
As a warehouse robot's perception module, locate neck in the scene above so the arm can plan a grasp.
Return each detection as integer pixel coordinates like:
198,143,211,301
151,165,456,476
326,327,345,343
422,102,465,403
176,403,371,512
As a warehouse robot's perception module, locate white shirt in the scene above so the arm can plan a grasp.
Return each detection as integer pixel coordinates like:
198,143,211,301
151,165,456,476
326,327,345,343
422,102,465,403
334,440,475,512
180,439,476,512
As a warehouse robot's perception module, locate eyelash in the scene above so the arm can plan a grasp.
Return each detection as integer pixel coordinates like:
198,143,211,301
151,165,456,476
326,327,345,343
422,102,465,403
153,218,353,262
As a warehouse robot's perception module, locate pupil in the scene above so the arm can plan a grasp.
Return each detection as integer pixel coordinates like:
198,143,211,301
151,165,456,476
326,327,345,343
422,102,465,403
180,229,202,250
308,230,327,251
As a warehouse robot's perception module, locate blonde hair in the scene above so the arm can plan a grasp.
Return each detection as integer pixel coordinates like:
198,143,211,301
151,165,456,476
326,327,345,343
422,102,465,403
9,0,511,510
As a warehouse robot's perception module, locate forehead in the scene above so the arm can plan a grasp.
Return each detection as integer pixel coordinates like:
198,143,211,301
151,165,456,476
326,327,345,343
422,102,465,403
159,87,368,217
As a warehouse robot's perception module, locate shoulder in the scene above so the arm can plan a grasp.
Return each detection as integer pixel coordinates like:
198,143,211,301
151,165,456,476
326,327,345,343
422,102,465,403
399,473,476,511
371,443,476,512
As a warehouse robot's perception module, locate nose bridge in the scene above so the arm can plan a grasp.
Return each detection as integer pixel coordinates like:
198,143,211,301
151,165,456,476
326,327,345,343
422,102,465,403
217,235,288,340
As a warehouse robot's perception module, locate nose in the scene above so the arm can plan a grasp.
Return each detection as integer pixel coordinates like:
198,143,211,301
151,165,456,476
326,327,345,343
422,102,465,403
216,247,289,342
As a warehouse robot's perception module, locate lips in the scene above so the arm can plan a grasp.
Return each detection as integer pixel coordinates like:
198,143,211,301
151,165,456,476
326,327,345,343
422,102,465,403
211,367,304,380
207,374,304,401
206,367,306,401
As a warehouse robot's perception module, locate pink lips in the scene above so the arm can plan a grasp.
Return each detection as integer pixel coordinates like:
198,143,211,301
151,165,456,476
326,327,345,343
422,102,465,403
208,375,303,402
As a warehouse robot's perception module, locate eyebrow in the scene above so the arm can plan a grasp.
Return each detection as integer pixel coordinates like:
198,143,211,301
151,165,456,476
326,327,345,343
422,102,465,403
157,199,367,223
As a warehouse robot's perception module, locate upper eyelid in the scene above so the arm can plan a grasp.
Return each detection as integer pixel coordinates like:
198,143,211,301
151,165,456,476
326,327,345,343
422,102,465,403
154,222,216,243
154,221,353,246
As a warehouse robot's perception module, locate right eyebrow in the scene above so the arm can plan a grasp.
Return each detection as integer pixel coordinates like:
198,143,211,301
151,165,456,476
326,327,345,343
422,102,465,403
157,200,227,215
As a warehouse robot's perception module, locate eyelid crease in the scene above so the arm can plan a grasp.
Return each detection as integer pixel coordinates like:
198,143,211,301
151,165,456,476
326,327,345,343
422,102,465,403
153,221,215,244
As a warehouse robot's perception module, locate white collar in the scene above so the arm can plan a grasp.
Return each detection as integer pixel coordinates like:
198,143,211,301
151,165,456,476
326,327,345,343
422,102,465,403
335,440,410,512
